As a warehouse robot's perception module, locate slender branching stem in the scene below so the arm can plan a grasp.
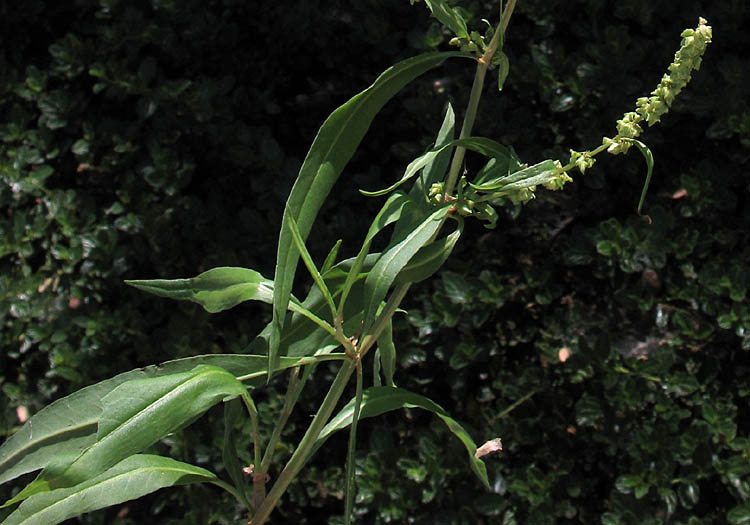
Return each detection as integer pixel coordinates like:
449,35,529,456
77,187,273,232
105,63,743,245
250,359,357,525
259,367,301,475
344,357,364,524
359,282,411,356
444,0,517,197
252,3,522,521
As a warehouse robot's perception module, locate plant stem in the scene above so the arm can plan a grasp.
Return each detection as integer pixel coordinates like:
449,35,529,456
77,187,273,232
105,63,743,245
251,4,522,521
259,367,301,474
250,358,356,525
444,0,517,197
359,281,411,356
343,358,363,524
241,394,264,510
444,62,489,197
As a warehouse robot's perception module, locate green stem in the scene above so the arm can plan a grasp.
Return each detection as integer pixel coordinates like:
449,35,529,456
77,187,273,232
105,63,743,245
359,282,411,356
444,62,489,197
559,141,609,173
251,359,357,525
259,367,301,475
444,0,517,197
344,359,364,525
243,394,265,511
251,4,523,521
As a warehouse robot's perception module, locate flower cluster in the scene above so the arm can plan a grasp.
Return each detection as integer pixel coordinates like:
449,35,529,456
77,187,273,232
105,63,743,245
542,161,572,190
568,149,596,175
607,18,712,155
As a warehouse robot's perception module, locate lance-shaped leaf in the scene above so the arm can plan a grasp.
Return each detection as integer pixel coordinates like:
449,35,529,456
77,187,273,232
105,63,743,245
5,365,248,504
629,138,655,218
270,51,473,377
471,146,523,188
393,216,463,285
321,239,343,274
315,386,490,488
338,192,414,315
391,104,456,246
360,137,513,197
0,372,144,487
469,159,557,192
125,266,273,313
422,0,470,39
284,209,337,320
375,319,397,387
2,455,218,525
419,103,456,192
0,353,326,487
362,205,450,329
250,253,381,359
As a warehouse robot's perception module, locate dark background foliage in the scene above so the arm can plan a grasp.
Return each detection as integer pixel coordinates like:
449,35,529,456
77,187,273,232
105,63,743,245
1,0,748,523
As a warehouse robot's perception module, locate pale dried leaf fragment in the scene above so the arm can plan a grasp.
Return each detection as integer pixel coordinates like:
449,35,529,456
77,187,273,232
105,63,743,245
474,437,503,458
672,188,688,199
16,405,29,423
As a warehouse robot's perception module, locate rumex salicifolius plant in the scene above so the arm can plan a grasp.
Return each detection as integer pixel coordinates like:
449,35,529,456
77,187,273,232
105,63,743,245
0,1,711,523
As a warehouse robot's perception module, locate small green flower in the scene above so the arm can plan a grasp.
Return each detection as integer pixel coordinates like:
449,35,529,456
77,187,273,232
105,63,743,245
568,149,596,175
543,160,572,190
428,182,445,204
508,187,535,204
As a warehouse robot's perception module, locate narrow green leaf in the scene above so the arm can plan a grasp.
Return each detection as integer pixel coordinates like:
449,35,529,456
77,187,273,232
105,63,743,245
338,192,414,315
250,254,381,359
284,208,337,319
2,455,217,525
315,386,490,488
376,320,397,387
471,147,523,187
422,0,470,39
360,137,513,197
270,51,473,377
629,138,655,218
393,216,463,285
389,104,457,250
0,354,311,487
0,372,144,486
9,365,248,502
420,103,456,191
321,239,343,274
125,266,273,313
469,159,557,192
362,206,450,329
497,52,510,91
